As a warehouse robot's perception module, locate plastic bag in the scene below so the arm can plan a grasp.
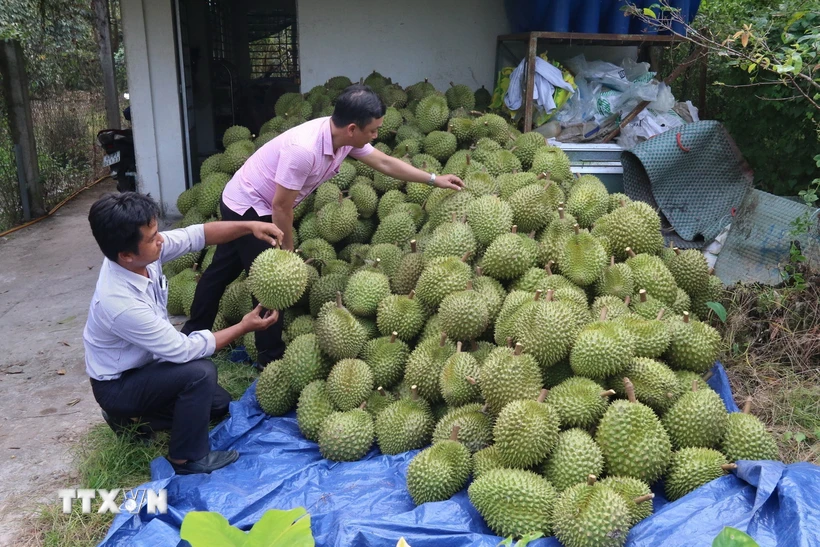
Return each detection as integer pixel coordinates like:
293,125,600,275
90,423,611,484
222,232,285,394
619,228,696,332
617,109,684,149
565,54,631,92
622,58,650,82
649,83,676,113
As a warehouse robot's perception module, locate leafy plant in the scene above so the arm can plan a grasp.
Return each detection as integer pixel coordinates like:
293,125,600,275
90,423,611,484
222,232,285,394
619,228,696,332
180,507,315,547
712,526,760,547
498,532,545,547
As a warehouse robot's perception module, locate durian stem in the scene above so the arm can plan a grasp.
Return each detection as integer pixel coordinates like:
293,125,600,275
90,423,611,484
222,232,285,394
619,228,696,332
390,332,398,343
338,194,344,204
537,171,548,180
466,154,472,165
666,392,675,399
373,258,381,269
545,261,554,276
377,387,387,397
656,308,665,321
408,289,416,300
439,332,448,347
600,390,616,398
335,292,343,308
587,475,597,486
703,370,714,382
624,295,631,306
624,378,637,403
545,289,555,302
639,289,648,303
599,307,608,322
450,425,461,440
742,396,753,414
475,266,483,277
634,494,655,504
410,385,419,400
708,267,715,275
537,389,548,403
692,380,699,392
513,343,523,356
683,311,690,324
465,376,477,385
673,247,681,255
610,256,615,267
528,230,536,239
511,225,518,234
619,199,626,208
451,211,457,222
466,280,474,291
534,289,543,301
506,337,513,348
573,224,581,235
410,239,417,253
471,340,479,351
626,247,637,258
304,258,315,265
192,263,199,271
721,463,738,471
359,401,367,410
558,207,565,220
456,341,463,353
460,251,473,262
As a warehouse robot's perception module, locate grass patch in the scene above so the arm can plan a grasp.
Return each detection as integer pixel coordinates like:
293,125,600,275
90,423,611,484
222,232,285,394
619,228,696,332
21,350,255,546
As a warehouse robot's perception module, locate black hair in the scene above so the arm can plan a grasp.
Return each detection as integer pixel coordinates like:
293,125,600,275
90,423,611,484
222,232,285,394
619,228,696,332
331,84,386,128
88,192,160,262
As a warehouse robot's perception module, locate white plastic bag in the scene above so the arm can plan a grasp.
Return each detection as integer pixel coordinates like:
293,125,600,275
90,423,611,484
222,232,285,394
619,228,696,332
622,58,650,82
565,54,631,92
649,83,676,113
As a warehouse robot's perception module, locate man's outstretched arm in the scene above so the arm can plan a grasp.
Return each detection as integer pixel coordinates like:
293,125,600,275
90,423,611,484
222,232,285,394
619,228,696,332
203,220,285,247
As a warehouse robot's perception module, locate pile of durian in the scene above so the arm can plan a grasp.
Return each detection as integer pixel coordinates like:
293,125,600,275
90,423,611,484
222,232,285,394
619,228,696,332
163,72,779,546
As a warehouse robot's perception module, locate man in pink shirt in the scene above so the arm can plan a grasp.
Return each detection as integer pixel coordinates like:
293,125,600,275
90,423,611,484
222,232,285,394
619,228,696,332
183,84,464,367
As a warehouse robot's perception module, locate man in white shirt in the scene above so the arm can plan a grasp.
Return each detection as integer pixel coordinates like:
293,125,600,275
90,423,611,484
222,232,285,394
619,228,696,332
84,192,284,475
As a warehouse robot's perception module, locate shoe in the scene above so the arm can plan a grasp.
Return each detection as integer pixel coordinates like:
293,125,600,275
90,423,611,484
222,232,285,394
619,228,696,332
101,410,154,445
169,450,240,475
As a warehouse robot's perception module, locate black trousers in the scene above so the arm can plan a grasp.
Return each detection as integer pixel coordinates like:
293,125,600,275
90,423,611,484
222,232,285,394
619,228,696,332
91,358,231,461
181,198,285,364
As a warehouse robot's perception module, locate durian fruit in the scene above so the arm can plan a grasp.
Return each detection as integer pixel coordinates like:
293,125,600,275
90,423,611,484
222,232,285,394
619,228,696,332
222,125,251,148
474,85,492,111
546,376,613,430
365,387,396,418
515,289,585,369
543,359,576,388
610,357,682,414
377,106,403,141
596,378,672,484
483,149,522,177
596,476,654,527
196,172,230,216
472,445,505,480
494,389,560,469
670,287,692,315
318,406,374,461
282,333,332,393
403,333,457,404
391,240,425,295
663,312,722,373
469,339,497,365
667,248,710,298
493,289,533,346
448,117,476,144
566,175,609,228
690,270,724,320
325,358,374,412
674,370,711,394
365,243,404,277
199,154,224,179
423,215,477,261
466,195,514,247
530,146,573,190
423,130,458,161
298,237,336,264
359,332,410,390
296,380,335,442
328,161,357,190
559,224,608,287
512,132,548,170
248,248,309,310
552,476,632,547
220,141,254,174
591,202,665,260
176,185,200,216
630,288,667,320
427,189,475,229
479,343,543,414
218,278,253,323
445,81,476,110
349,181,379,218
414,253,473,309
371,211,416,246
343,262,391,316
255,359,297,416
594,256,635,299
542,428,605,492
376,290,426,341
439,342,482,407
614,310,671,359
416,94,450,133
406,426,472,504
313,182,343,212
481,226,537,281
472,267,507,322
314,293,368,359
664,447,735,501
607,193,632,212
474,113,513,146
308,273,349,316
375,385,435,454
625,248,678,307
507,182,564,233
538,206,576,267
590,295,630,321
721,397,779,462
438,281,490,341
662,380,728,450
468,468,557,538
432,403,493,453
242,331,258,363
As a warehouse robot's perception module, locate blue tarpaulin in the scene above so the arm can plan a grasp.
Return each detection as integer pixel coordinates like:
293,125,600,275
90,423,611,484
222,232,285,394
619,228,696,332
99,362,820,546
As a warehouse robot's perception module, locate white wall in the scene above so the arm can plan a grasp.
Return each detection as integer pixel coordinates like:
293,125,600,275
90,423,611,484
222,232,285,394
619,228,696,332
297,0,510,92
121,0,187,216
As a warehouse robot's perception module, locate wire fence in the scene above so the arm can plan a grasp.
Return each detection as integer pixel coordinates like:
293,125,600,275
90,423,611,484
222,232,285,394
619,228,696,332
0,87,110,232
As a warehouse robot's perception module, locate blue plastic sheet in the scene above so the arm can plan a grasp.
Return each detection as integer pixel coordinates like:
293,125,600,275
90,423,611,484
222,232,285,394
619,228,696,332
99,363,820,547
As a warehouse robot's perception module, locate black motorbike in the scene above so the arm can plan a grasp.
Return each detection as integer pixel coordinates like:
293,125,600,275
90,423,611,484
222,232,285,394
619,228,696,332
97,107,137,192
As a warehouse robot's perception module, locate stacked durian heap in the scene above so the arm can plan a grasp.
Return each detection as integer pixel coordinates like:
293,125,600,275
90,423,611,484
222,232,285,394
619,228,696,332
164,72,779,546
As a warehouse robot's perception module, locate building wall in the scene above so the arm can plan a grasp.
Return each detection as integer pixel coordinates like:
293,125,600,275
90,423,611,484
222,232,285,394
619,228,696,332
297,0,511,92
121,0,187,216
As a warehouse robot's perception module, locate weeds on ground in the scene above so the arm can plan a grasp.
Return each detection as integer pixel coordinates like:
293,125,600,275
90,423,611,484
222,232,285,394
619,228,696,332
718,273,820,465
22,350,257,546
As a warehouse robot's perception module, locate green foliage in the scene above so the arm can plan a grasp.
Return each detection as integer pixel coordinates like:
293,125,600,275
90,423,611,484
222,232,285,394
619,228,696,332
180,508,315,547
497,532,545,547
706,302,728,323
712,527,760,547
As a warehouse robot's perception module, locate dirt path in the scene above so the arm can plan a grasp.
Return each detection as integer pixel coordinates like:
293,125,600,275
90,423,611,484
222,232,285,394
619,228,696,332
0,180,120,544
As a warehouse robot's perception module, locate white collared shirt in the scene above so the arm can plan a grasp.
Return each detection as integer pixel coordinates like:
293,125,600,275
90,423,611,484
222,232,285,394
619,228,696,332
83,224,216,381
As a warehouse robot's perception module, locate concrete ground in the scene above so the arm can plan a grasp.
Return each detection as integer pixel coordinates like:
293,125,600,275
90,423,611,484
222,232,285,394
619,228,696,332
0,179,122,543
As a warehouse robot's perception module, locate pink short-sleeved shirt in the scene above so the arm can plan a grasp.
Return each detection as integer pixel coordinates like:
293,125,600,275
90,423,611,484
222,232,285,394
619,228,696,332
221,116,373,216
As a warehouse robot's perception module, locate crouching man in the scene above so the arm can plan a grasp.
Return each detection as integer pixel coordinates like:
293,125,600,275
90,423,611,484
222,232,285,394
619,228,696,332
83,192,284,475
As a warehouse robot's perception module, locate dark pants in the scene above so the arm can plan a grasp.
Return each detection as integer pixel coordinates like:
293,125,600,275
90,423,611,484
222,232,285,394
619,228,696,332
181,198,285,364
91,358,231,461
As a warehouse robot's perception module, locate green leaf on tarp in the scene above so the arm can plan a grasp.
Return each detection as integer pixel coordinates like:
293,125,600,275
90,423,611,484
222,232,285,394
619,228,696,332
180,512,248,546
247,507,314,547
706,302,728,323
712,527,760,547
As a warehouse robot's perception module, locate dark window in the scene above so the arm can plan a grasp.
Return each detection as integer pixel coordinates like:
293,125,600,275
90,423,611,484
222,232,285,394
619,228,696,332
209,0,233,62
247,10,298,80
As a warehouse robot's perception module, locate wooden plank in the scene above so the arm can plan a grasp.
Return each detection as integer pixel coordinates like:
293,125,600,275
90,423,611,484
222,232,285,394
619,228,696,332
523,33,537,133
498,31,679,45
93,0,121,130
